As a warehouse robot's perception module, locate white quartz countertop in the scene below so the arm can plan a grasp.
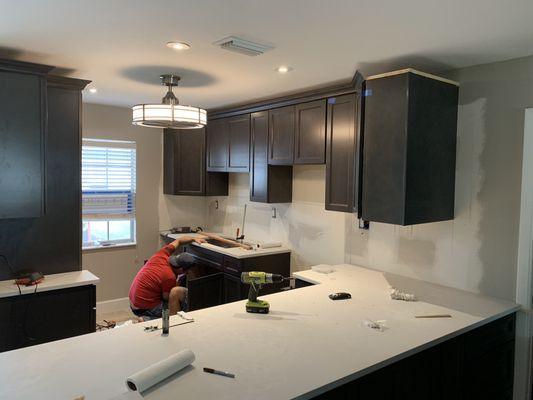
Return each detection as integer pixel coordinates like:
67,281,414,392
0,264,518,400
0,270,99,298
165,232,291,259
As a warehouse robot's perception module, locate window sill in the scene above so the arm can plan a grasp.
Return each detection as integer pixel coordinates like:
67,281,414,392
83,242,137,252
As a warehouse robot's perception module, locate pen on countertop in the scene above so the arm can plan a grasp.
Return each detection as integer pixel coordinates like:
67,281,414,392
203,367,235,379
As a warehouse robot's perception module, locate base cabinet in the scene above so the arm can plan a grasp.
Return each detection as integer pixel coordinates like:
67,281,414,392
311,313,516,400
0,285,96,352
183,244,290,311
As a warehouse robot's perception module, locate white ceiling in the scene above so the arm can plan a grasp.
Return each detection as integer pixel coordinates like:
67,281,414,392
2,0,533,109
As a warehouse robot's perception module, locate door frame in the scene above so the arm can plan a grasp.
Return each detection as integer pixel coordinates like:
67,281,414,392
515,108,533,400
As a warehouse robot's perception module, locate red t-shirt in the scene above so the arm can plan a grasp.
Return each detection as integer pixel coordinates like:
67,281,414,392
129,244,177,309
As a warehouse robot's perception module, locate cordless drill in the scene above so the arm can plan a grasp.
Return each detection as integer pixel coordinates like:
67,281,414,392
241,271,285,314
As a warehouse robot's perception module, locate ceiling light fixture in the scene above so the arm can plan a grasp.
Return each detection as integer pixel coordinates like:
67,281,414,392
88,87,98,93
132,74,206,129
166,41,191,51
276,66,292,73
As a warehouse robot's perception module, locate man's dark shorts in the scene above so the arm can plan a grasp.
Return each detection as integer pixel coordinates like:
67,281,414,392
131,303,163,320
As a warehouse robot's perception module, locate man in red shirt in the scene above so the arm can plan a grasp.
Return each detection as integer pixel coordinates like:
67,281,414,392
129,236,205,320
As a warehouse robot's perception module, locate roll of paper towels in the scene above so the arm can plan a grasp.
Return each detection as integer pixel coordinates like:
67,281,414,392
126,349,195,393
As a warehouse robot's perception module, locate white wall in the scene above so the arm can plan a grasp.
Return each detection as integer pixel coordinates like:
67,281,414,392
82,103,208,301
207,55,533,302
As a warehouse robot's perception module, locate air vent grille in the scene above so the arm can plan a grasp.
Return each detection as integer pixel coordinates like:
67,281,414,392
213,36,273,56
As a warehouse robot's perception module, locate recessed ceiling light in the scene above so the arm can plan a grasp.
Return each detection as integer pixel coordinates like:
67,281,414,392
166,41,191,51
88,87,97,94
276,66,292,73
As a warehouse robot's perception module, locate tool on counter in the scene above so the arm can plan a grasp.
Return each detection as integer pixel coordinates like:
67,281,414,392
329,292,352,300
415,314,452,318
390,287,416,301
199,232,253,250
362,318,386,331
162,300,170,335
203,367,236,379
168,226,203,234
144,325,158,332
241,271,289,313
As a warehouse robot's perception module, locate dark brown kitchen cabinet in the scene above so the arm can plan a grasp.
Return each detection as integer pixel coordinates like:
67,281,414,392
182,243,290,310
0,62,89,281
206,118,228,171
227,114,250,172
362,70,458,225
206,115,250,172
250,111,292,203
0,285,96,352
0,61,52,219
294,100,327,164
325,93,359,213
187,270,224,311
268,105,295,165
223,273,246,303
311,313,515,400
164,128,228,196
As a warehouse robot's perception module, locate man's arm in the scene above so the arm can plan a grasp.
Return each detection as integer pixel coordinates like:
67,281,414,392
168,235,206,251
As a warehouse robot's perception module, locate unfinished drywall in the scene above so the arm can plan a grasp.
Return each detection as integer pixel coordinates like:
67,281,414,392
208,55,533,301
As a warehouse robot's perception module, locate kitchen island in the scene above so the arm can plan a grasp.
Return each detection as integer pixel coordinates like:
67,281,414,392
0,264,518,399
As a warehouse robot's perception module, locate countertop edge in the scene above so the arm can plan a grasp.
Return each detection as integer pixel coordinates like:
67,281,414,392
0,270,100,298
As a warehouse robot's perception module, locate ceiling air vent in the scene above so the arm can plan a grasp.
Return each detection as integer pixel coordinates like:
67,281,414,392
213,36,273,56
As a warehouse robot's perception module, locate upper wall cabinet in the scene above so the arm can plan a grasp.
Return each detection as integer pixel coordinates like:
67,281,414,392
268,101,327,165
164,128,228,196
250,111,292,203
325,94,359,213
206,115,250,172
362,69,459,225
268,106,295,165
0,60,53,219
294,100,326,164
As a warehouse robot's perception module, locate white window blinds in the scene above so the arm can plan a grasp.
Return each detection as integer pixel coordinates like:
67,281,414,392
82,139,136,219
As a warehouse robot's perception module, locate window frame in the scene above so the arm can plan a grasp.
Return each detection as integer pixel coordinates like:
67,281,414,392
81,139,137,250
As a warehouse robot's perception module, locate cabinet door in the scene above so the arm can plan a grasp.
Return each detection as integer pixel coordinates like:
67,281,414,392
268,106,295,165
250,111,269,202
0,70,44,218
325,94,357,212
294,100,326,164
250,111,292,203
227,115,250,172
206,119,228,171
187,272,224,311
0,286,95,352
163,129,206,195
224,273,246,303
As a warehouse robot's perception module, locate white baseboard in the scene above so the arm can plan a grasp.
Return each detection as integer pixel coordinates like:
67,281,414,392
96,297,130,317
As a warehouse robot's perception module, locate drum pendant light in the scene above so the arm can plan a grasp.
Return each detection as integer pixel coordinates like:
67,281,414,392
132,74,206,129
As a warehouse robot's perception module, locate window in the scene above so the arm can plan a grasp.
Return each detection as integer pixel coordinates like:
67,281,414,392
82,139,136,249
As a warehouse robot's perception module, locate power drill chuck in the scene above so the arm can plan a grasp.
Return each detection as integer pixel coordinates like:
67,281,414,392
241,271,284,284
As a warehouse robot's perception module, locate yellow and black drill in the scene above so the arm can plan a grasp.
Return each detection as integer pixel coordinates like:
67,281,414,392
241,271,286,314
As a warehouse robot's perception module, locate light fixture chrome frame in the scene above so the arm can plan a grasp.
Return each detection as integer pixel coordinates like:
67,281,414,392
132,74,206,129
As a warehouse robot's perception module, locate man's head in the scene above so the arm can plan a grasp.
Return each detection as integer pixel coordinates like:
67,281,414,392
168,253,196,275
